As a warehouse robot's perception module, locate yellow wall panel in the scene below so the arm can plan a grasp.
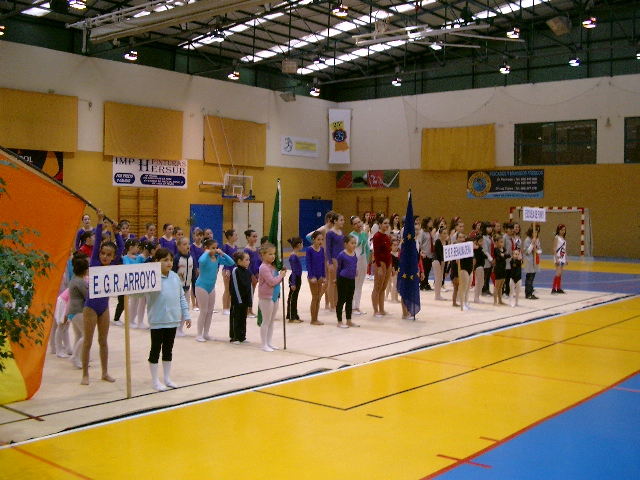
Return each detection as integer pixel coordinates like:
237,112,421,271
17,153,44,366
0,88,77,152
104,102,183,160
421,124,495,170
203,116,266,168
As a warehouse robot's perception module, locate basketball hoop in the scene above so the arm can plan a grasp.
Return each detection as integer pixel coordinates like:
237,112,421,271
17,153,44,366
236,193,248,203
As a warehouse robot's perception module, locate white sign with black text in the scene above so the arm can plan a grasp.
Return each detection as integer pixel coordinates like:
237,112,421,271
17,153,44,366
89,263,162,299
522,207,546,223
443,241,474,262
112,157,187,189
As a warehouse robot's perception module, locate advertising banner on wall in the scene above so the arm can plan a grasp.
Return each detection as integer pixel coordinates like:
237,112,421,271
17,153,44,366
10,148,64,181
336,170,400,189
281,136,319,158
467,169,544,199
328,109,351,164
112,157,187,189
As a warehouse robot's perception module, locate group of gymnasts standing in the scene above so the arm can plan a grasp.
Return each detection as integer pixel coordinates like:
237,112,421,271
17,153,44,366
54,212,288,391
52,208,568,391
285,211,569,328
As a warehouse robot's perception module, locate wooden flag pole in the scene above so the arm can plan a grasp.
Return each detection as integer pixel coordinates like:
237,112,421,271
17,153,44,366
280,179,287,350
124,295,132,399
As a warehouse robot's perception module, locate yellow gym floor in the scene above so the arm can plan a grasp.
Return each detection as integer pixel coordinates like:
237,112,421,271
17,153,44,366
2,296,639,479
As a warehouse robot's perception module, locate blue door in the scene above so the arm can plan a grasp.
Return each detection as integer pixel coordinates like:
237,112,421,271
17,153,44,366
190,204,224,244
299,199,332,247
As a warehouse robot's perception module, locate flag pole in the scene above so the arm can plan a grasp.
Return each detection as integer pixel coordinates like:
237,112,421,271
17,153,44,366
278,179,287,350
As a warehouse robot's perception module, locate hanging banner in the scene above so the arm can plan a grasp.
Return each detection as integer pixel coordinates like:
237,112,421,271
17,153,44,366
328,109,351,164
281,136,319,158
112,157,187,189
336,170,400,189
10,148,64,182
467,169,544,199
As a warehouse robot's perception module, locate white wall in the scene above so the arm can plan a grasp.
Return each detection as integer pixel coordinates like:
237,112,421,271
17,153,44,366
1,40,639,172
341,75,640,170
0,41,336,170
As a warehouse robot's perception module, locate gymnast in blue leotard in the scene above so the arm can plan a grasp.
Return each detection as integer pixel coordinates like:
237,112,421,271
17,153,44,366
194,238,234,342
81,209,124,386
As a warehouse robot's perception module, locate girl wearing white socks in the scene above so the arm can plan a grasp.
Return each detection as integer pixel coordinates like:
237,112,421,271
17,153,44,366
257,243,287,352
146,248,191,391
194,238,235,342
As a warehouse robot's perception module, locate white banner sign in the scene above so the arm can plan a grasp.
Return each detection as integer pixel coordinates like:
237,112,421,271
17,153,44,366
522,207,546,223
281,136,319,158
328,109,351,164
443,241,474,262
89,263,162,299
113,157,187,189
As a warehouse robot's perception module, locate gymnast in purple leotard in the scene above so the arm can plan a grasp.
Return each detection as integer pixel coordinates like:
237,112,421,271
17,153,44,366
81,209,124,386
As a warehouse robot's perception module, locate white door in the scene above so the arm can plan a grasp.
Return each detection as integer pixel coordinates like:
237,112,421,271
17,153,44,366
233,202,263,248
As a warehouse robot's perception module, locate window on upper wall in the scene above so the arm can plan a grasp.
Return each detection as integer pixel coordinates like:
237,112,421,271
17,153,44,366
514,120,597,165
624,117,640,164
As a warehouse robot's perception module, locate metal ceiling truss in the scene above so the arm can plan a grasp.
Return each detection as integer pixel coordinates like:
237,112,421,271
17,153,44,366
3,0,639,93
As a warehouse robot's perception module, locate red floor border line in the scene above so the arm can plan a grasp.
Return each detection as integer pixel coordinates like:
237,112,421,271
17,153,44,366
421,367,640,480
436,454,491,469
0,441,91,479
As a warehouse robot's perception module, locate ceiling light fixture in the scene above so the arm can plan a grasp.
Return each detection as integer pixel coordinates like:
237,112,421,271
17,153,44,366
569,57,580,67
310,78,320,97
313,55,324,65
0,25,5,36
429,42,443,50
582,17,596,29
506,27,520,39
228,62,240,80
69,0,86,10
124,49,138,61
332,3,348,18
392,66,402,86
499,62,510,74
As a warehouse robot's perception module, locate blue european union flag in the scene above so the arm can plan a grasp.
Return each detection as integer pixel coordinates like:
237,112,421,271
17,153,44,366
397,191,420,317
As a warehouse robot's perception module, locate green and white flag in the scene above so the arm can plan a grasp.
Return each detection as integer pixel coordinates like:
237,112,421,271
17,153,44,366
258,180,282,326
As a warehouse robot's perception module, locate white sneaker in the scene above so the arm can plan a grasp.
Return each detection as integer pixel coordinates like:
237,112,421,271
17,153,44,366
222,309,230,315
462,305,469,311
195,335,206,342
268,345,279,350
374,314,383,318
71,358,82,369
203,334,215,341
193,307,200,312
441,286,448,292
175,330,187,337
153,381,167,392
248,313,257,318
137,323,149,330
165,380,178,389
464,303,471,310
261,346,274,352
213,310,219,313
113,320,124,326
130,322,138,329
241,339,250,343
56,351,70,358
232,340,241,345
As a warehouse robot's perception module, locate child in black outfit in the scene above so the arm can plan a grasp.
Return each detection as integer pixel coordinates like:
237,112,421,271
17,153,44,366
229,251,253,344
509,248,523,308
493,236,510,305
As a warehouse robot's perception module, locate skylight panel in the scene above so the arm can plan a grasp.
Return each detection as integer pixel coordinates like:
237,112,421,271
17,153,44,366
22,2,50,16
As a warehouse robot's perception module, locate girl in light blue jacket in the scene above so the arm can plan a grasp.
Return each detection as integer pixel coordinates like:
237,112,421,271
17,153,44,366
146,248,191,391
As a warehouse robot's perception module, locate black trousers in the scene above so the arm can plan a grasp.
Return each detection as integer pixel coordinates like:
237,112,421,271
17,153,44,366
286,276,301,320
336,276,355,322
525,273,536,297
148,327,177,363
114,295,125,321
229,303,248,341
482,266,493,293
420,257,433,289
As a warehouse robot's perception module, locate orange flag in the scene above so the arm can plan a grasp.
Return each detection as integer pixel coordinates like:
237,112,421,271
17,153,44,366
0,151,85,404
